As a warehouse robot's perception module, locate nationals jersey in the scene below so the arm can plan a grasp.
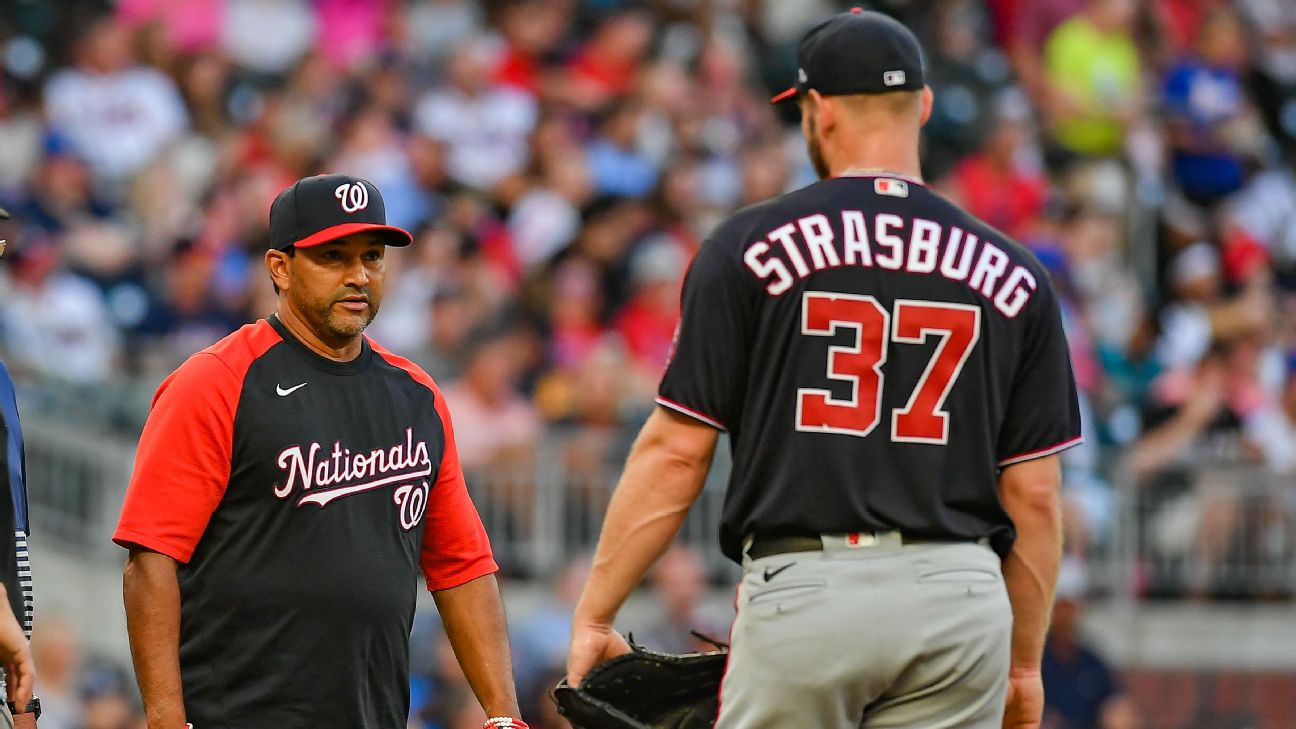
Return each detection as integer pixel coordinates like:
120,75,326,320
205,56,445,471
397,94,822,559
657,174,1082,562
114,315,496,728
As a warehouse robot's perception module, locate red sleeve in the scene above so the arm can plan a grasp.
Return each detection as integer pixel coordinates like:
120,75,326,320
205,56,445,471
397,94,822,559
367,342,499,590
112,352,240,562
421,379,499,591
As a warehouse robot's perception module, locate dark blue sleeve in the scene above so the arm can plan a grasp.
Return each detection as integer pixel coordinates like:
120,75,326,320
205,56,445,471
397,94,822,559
0,361,26,533
0,361,23,631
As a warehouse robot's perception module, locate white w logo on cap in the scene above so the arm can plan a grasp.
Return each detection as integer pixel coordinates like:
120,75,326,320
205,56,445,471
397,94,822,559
334,182,369,213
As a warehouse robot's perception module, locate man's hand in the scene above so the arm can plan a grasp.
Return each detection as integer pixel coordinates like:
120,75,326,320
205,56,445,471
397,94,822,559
1002,668,1044,729
566,623,632,688
0,586,33,713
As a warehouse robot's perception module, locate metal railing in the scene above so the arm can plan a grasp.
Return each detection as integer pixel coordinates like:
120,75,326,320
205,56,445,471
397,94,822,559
22,416,134,557
17,411,1296,599
1122,461,1296,600
465,429,736,579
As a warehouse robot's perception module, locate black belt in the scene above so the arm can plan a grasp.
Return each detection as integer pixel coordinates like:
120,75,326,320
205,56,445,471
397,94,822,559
746,532,982,561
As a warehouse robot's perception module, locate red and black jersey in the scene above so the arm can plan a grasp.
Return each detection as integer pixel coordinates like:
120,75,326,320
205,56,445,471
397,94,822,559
114,315,496,729
658,175,1082,562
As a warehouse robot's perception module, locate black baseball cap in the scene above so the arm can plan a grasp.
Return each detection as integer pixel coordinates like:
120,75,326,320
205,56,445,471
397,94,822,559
771,8,926,104
268,174,413,251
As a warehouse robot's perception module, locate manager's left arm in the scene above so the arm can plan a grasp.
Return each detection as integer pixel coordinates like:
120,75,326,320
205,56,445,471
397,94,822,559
433,574,520,718
422,381,522,722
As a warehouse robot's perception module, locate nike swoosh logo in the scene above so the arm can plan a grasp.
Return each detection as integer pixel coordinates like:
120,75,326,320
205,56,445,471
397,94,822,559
762,563,795,582
276,383,308,397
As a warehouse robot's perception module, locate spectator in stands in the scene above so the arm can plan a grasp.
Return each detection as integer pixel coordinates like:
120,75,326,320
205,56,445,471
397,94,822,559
507,144,591,272
615,237,684,381
922,0,1016,178
411,632,486,729
638,545,720,655
1041,561,1138,729
0,237,121,384
127,238,242,368
442,329,541,473
1236,0,1296,151
220,0,316,76
1247,352,1296,474
1156,243,1242,371
948,93,1049,239
489,0,566,96
79,664,141,729
520,666,569,729
13,134,113,238
1056,205,1146,365
587,98,659,199
550,338,641,492
0,86,42,197
1132,342,1279,597
312,0,391,72
1228,148,1296,288
414,36,539,193
30,618,78,729
1042,0,1143,159
562,9,654,111
537,259,608,373
43,17,188,183
1163,6,1267,206
692,38,772,164
1004,0,1085,109
115,0,224,58
510,554,592,699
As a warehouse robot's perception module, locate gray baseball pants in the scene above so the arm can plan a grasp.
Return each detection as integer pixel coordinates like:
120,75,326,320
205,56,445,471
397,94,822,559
714,533,1011,728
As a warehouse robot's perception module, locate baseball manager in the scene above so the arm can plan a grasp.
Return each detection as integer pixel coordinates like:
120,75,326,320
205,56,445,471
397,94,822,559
115,175,526,729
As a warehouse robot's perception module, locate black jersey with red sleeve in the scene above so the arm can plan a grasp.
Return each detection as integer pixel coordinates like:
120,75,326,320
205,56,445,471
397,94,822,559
658,175,1081,562
113,315,496,729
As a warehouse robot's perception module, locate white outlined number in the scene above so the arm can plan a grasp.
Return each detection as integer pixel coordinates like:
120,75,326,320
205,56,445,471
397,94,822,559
796,293,889,437
795,292,981,442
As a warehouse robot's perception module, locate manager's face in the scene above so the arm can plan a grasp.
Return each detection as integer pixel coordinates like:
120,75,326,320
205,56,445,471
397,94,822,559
268,232,387,346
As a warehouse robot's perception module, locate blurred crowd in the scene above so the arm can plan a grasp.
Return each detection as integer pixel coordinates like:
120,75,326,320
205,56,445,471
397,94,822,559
1,0,1296,724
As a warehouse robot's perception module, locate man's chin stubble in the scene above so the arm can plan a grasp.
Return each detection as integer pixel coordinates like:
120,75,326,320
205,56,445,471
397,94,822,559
321,308,376,340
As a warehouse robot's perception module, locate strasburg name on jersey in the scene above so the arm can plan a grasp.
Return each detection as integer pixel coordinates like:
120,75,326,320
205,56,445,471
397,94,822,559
742,210,1036,318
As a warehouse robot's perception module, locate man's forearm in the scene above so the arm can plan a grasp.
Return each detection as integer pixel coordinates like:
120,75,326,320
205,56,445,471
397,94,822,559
998,459,1063,671
573,415,715,628
433,574,519,718
123,550,186,728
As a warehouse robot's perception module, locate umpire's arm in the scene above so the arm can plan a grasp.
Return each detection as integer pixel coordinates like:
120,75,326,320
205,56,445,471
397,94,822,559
567,408,719,686
123,549,187,729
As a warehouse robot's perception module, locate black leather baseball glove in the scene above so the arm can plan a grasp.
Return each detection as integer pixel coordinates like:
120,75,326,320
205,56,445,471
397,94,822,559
552,641,727,729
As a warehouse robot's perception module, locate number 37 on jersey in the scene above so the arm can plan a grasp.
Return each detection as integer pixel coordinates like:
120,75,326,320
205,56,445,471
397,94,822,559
796,292,979,445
